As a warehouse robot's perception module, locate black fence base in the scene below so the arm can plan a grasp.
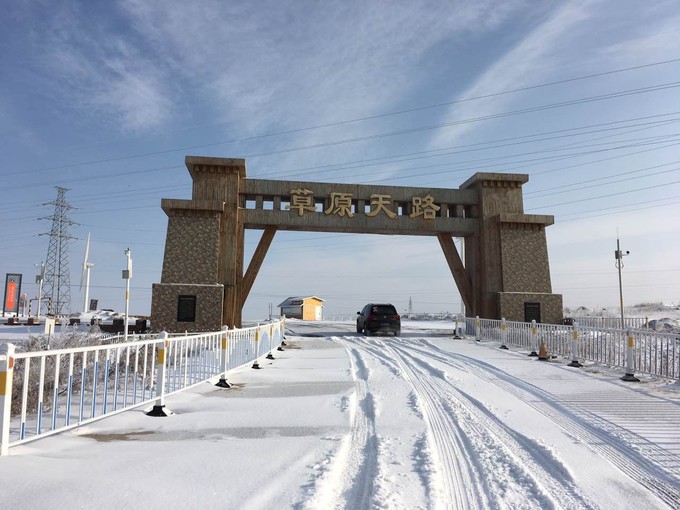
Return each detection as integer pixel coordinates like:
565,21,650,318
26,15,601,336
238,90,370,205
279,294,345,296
528,352,538,357
266,353,275,360
146,405,172,417
567,360,583,368
499,345,508,350
621,373,640,382
252,362,261,369
215,378,232,388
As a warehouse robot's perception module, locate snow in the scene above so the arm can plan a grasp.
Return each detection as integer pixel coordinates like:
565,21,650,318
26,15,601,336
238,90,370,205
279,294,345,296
1,319,679,509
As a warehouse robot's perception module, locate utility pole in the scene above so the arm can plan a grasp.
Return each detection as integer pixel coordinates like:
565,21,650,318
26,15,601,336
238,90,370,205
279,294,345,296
615,235,630,330
123,248,132,342
35,262,45,320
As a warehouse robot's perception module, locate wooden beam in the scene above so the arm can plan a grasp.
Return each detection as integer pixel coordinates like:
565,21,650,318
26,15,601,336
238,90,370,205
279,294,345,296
437,233,474,315
240,226,277,308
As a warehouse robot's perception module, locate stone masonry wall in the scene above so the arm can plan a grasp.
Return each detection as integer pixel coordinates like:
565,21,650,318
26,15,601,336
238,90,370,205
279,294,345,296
498,292,563,325
151,283,224,333
500,223,551,293
161,213,220,284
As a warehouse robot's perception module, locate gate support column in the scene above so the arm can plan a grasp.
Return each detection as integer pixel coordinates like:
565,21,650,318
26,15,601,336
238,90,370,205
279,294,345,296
185,156,246,329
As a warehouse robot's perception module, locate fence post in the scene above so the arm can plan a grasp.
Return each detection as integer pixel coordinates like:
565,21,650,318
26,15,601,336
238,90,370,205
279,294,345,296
147,332,172,416
499,318,508,349
266,324,275,360
528,320,538,357
277,320,285,351
453,317,462,339
281,316,287,346
0,343,16,456
252,325,261,369
568,324,583,367
215,326,231,388
621,329,640,382
475,316,481,342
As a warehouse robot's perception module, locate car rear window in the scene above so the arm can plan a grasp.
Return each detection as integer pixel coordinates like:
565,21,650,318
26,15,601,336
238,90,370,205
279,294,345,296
371,305,397,314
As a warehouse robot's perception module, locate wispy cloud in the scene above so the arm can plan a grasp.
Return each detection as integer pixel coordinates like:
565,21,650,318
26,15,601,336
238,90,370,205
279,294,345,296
427,1,597,149
119,1,527,136
35,2,173,132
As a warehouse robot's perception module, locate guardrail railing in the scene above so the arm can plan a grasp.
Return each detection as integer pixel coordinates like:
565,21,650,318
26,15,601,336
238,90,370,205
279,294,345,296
0,318,285,455
464,317,680,380
566,316,648,329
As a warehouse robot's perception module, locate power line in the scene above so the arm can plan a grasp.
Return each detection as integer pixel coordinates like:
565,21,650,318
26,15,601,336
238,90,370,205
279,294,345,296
527,178,680,211
7,61,680,177
255,113,680,179
525,159,680,197
526,164,680,200
236,82,680,161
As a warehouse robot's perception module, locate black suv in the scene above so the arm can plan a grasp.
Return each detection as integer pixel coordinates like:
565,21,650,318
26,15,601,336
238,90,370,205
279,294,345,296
357,303,401,336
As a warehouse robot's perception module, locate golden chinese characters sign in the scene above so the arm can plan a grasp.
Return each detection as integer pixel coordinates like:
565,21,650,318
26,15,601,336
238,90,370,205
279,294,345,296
286,189,442,221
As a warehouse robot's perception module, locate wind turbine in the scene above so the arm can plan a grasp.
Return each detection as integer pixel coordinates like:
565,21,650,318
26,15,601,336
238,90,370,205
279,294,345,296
80,233,94,314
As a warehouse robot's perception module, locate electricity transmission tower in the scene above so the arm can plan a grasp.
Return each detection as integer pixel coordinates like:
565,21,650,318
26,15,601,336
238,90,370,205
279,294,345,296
40,187,77,316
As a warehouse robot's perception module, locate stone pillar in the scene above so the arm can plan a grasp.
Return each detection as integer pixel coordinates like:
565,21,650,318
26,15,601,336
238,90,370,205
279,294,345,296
186,156,246,328
461,173,527,319
460,173,563,323
151,157,246,332
151,200,224,332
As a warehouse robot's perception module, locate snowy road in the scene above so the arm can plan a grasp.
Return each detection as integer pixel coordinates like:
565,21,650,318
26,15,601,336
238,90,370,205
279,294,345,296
291,322,680,510
2,320,680,510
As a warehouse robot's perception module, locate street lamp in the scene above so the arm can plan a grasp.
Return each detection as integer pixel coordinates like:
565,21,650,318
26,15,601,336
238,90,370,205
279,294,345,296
123,248,132,342
615,236,630,330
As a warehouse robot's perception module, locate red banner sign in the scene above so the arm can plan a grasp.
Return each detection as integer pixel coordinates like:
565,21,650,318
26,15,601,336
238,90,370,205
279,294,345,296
3,273,22,314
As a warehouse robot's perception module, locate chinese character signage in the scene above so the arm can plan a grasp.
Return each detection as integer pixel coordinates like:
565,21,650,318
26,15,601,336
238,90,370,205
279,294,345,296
3,273,22,315
287,190,441,220
287,189,316,216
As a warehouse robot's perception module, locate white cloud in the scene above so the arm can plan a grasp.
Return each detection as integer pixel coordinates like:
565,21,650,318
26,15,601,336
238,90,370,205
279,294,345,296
118,1,527,136
428,1,596,149
35,3,173,132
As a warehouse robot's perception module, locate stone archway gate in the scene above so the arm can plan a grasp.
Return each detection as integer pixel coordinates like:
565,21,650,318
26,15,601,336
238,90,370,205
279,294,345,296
151,156,562,332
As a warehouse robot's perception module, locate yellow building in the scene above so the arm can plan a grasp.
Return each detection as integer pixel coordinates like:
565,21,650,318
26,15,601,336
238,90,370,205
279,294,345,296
277,296,324,320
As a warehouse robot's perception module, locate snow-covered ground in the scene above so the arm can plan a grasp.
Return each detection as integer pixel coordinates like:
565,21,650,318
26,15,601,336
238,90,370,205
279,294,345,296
1,319,679,509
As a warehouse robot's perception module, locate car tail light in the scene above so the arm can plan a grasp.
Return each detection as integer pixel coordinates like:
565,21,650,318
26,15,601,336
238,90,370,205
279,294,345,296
368,314,377,321
393,315,400,320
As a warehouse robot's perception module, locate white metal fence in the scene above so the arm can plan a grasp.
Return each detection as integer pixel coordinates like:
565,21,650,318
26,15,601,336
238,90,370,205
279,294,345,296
0,319,286,455
465,317,680,380
566,316,648,329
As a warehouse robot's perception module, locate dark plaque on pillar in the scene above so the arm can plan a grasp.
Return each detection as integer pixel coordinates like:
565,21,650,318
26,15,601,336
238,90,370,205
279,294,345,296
524,302,541,323
177,295,197,322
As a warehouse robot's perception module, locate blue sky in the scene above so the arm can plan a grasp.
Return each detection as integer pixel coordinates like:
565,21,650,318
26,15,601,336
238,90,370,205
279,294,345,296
2,0,680,319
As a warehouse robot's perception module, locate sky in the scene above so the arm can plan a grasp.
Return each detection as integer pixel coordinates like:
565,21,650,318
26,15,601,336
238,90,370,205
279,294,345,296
2,0,680,319
1,320,679,509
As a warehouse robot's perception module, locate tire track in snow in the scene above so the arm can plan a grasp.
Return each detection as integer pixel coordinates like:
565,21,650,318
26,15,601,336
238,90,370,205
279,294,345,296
350,337,490,509
401,337,680,508
381,351,485,509
387,343,596,509
302,340,378,509
356,338,593,509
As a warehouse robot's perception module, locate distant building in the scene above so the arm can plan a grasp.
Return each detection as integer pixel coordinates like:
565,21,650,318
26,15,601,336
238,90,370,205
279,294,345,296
277,296,324,320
